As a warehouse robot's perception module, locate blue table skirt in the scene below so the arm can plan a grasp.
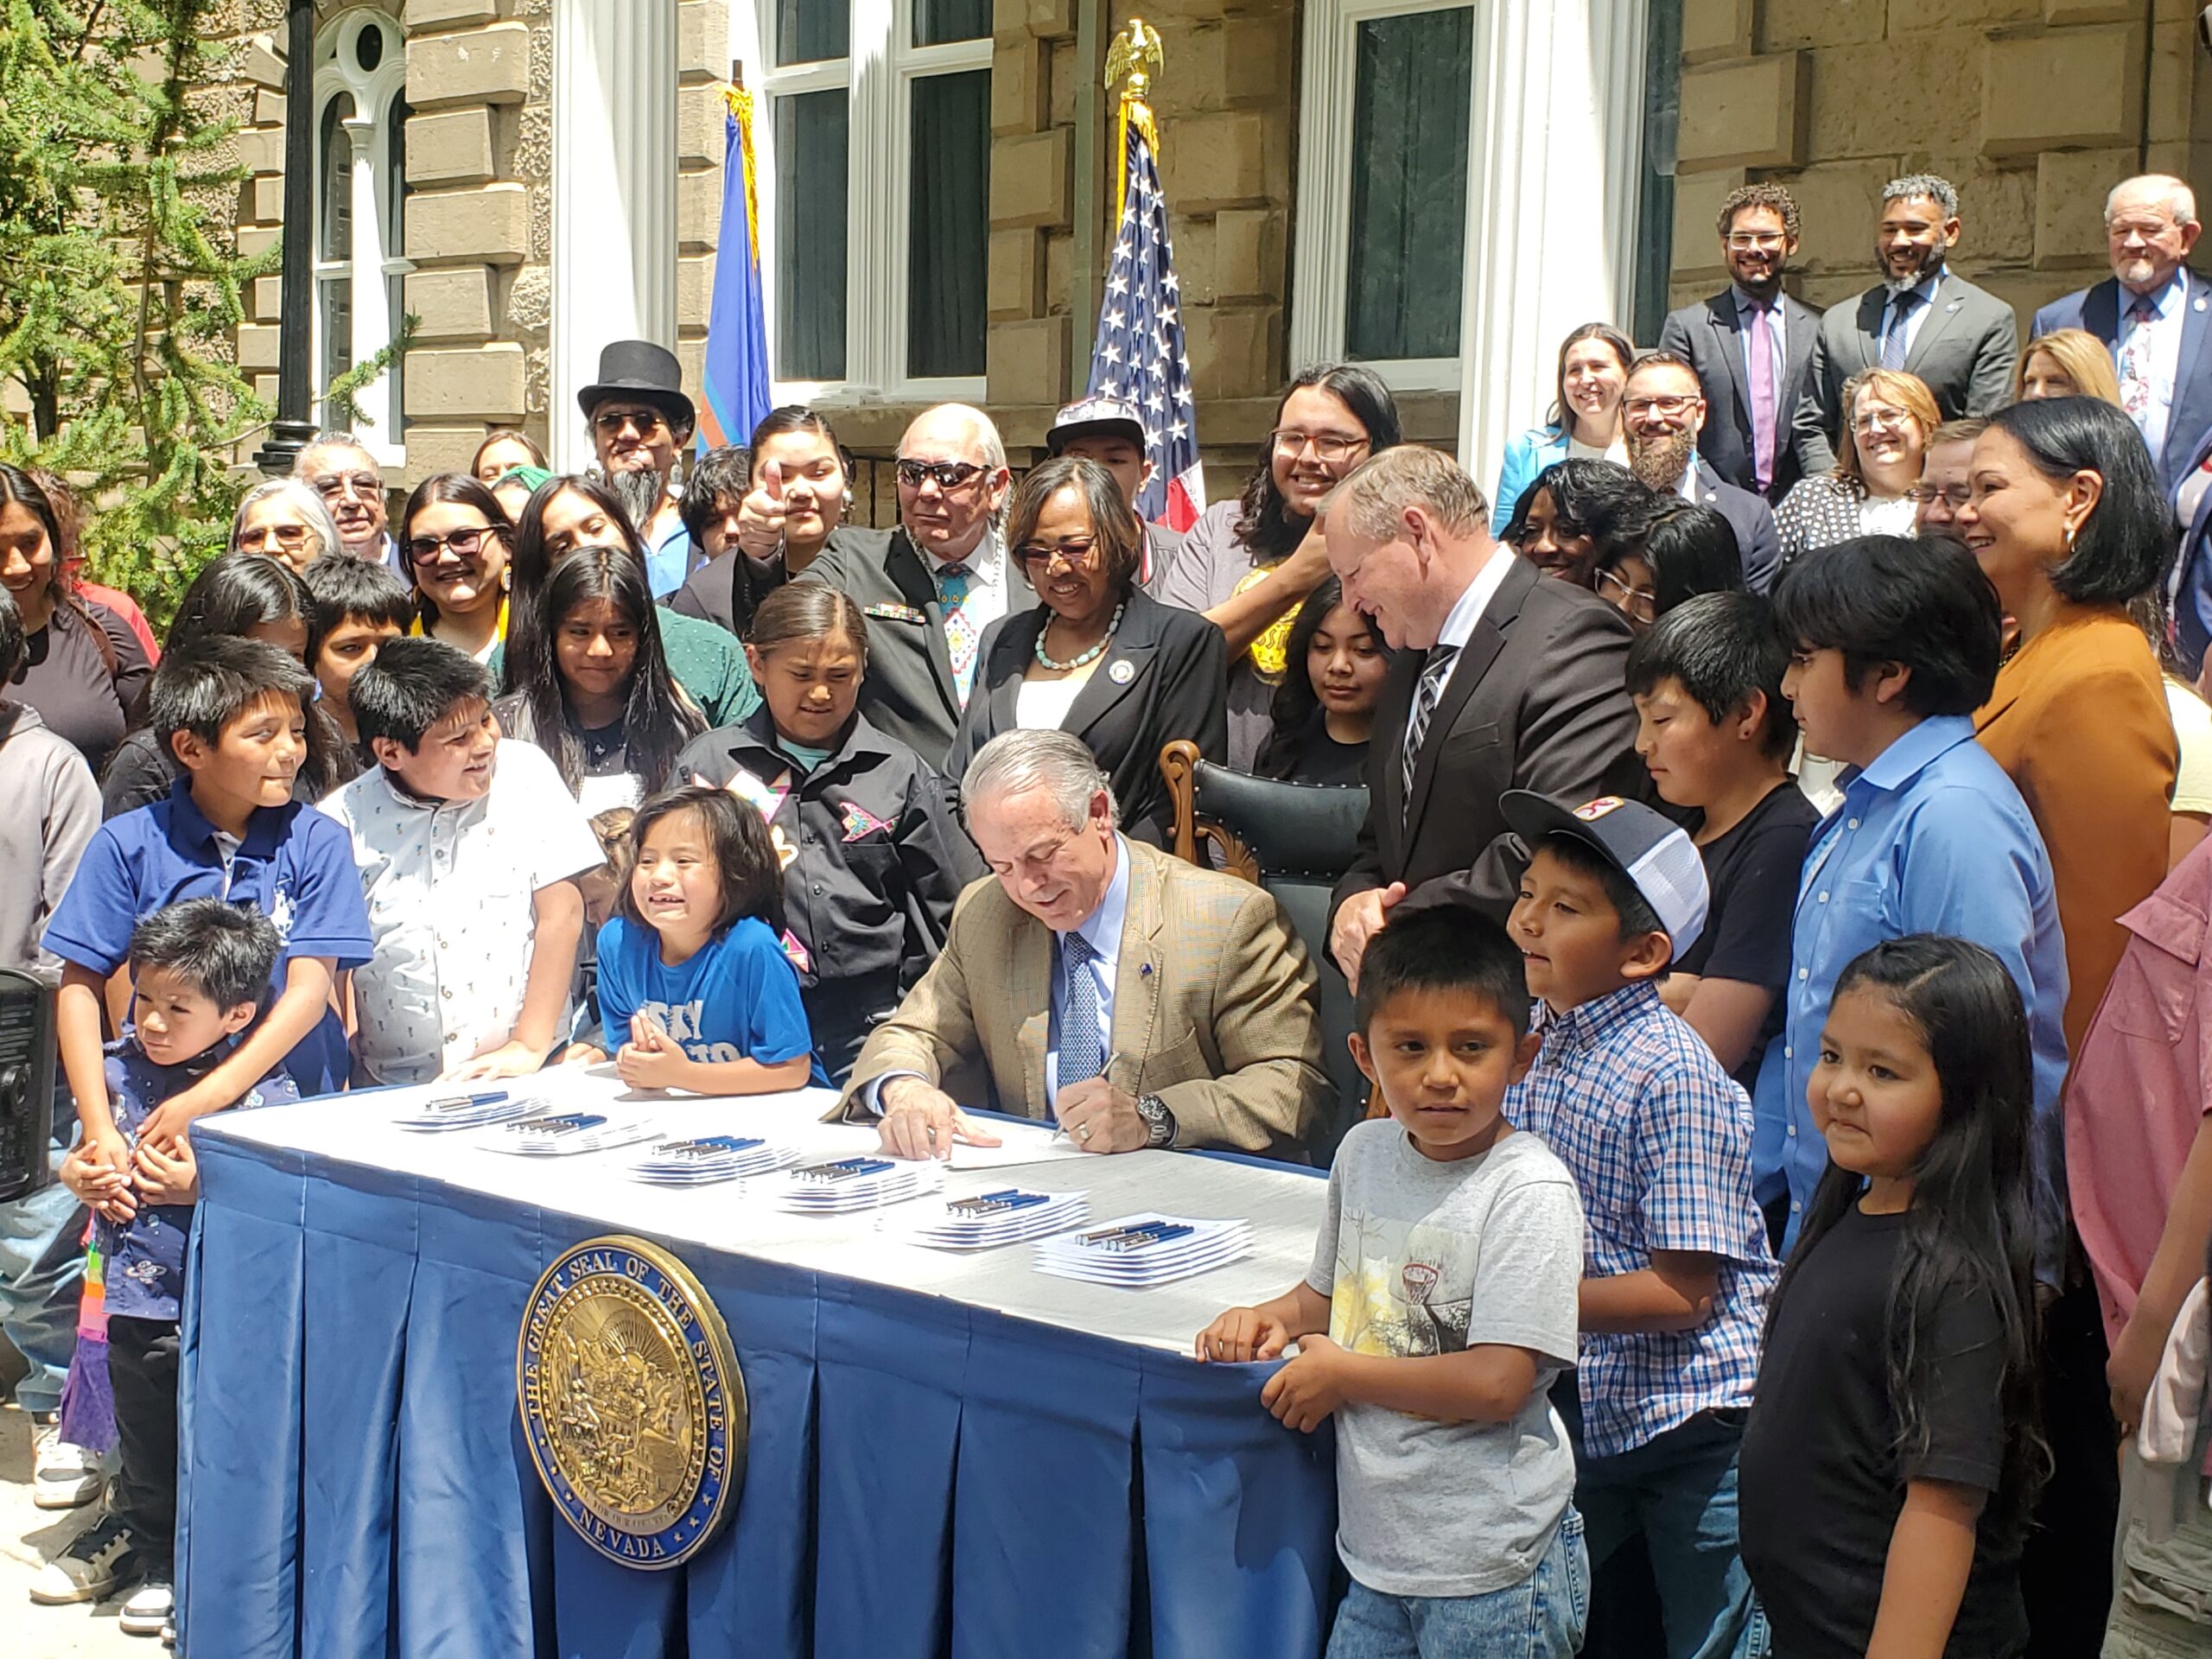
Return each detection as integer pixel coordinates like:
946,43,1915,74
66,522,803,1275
176,1130,1339,1658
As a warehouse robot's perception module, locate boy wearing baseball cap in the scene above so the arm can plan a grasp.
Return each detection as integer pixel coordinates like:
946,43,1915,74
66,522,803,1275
1503,790,1776,1659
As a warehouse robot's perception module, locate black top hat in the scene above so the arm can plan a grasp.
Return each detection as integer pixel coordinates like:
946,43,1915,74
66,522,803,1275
577,340,696,433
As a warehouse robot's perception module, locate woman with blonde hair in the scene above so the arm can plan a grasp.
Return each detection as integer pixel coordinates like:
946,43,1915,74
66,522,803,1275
1774,367,1941,560
2016,327,2126,406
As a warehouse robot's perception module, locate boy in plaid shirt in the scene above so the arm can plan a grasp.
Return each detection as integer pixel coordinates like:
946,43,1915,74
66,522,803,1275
1503,790,1777,1659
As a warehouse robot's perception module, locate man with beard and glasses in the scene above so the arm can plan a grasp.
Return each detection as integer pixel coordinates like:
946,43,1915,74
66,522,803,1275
579,340,698,599
1620,353,1780,594
1658,183,1821,503
294,432,404,576
1793,175,2018,475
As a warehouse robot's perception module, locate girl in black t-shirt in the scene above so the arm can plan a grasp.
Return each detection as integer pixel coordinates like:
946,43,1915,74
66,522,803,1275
1250,577,1395,787
1738,936,2045,1658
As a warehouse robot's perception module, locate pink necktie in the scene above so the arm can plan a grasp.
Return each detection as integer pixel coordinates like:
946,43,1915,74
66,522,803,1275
2120,295,2158,430
1747,300,1777,492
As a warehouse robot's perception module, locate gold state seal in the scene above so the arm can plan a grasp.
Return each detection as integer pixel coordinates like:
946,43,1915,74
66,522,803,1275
517,1236,745,1569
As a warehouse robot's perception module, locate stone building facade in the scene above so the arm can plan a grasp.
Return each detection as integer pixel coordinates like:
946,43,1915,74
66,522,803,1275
213,0,2212,505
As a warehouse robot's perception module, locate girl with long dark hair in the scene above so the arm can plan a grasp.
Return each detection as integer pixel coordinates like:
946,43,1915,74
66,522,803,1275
501,474,760,729
0,465,151,776
1740,935,2044,1658
100,552,353,816
1251,576,1396,785
1159,365,1401,769
493,547,704,813
399,474,513,664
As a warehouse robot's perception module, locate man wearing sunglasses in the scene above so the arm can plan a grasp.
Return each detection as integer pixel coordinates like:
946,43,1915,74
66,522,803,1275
579,340,698,598
294,431,404,576
797,403,1035,768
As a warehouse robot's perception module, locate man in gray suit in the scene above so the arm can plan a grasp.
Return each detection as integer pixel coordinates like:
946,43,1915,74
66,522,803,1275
1793,174,2018,475
2032,174,2212,499
1658,182,1820,502
1621,353,1783,593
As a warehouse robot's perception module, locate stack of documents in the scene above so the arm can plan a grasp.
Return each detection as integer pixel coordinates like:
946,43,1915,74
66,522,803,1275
391,1090,550,1132
889,1189,1088,1251
1032,1213,1252,1287
769,1156,944,1214
629,1135,801,1186
481,1110,664,1157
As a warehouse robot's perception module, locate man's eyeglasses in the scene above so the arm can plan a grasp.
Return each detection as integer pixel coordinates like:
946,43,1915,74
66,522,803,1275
1904,484,1972,509
1014,537,1100,575
895,458,993,492
1623,394,1700,418
1270,429,1369,464
1595,569,1657,624
310,472,382,500
593,409,670,437
1725,232,1788,251
405,525,508,566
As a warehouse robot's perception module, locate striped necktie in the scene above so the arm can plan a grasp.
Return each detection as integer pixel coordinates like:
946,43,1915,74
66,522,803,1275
1879,288,1921,371
1400,644,1459,812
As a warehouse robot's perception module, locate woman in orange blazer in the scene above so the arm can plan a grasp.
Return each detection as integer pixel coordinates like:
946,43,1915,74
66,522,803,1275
1959,395,2177,1056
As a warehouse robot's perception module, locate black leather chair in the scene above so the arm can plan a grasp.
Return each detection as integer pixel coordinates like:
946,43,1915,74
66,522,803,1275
1159,741,1369,1163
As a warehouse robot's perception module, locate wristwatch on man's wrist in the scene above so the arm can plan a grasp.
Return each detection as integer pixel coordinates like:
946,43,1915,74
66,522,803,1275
1135,1092,1176,1149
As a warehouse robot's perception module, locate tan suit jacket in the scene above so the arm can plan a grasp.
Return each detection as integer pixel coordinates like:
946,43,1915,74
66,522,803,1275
1975,602,2177,1054
836,838,1330,1159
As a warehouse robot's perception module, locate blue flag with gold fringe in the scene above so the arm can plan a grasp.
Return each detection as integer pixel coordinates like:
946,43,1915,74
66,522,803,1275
698,86,773,454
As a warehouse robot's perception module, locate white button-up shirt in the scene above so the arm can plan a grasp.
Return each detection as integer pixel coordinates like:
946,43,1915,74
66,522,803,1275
2118,272,2187,461
321,739,603,1084
925,528,1011,638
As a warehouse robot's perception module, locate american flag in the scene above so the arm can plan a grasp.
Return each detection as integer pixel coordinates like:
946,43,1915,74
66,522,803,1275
1085,125,1205,531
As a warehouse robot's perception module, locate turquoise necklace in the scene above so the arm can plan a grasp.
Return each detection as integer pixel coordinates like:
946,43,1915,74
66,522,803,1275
1034,601,1125,672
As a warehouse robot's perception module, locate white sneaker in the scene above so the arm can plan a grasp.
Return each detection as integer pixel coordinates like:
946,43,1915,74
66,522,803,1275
32,1421,111,1510
119,1578,173,1637
28,1510,138,1605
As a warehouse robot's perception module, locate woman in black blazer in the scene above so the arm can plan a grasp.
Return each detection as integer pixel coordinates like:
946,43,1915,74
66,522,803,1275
950,457,1226,843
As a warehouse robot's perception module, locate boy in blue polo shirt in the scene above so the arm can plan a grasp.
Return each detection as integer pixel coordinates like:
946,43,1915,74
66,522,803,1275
1503,789,1776,1659
45,636,370,1163
1761,536,2067,1266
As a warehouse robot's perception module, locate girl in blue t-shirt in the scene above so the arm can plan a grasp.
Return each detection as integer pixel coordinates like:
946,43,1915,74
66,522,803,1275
595,785,820,1094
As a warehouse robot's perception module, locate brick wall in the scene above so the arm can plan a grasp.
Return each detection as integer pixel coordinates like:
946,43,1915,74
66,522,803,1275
1671,0,2212,326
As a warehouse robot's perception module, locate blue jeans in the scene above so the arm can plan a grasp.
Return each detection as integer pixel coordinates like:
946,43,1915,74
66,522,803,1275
1326,1509,1589,1659
1575,1410,1767,1659
0,1146,85,1414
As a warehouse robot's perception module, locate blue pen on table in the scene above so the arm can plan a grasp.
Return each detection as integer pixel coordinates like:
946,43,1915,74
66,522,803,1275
793,1156,894,1181
947,1189,1049,1216
424,1090,511,1113
656,1135,765,1159
510,1112,606,1135
1097,1223,1192,1252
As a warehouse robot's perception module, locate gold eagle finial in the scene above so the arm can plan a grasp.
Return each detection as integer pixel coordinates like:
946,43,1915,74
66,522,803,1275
1104,17,1165,102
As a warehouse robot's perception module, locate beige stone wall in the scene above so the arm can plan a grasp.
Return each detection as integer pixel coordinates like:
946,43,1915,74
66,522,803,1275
1671,0,2212,327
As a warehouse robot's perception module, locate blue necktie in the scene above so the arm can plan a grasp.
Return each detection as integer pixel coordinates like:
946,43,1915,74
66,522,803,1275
1879,289,1920,371
1058,931,1105,1096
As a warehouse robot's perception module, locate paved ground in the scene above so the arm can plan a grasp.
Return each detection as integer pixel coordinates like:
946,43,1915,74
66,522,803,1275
1,1340,146,1658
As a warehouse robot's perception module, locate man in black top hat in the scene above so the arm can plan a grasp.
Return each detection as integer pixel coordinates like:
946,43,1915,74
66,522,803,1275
580,340,697,597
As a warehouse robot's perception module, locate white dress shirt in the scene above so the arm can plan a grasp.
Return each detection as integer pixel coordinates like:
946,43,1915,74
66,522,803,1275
1732,285,1787,385
320,740,603,1084
1883,269,1946,363
2118,272,2187,461
1044,834,1132,1112
925,528,1010,638
1437,546,1521,653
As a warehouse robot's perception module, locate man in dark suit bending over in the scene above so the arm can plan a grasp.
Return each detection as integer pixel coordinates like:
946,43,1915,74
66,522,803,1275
1323,447,1643,989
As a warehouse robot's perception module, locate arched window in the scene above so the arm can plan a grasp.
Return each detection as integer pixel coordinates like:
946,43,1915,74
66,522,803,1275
314,9,410,460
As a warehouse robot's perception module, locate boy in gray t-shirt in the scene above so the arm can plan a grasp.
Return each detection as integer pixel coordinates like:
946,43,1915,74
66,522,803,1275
1198,908,1586,1658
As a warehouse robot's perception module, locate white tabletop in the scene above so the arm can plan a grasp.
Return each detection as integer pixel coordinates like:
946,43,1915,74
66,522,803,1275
199,1068,1330,1357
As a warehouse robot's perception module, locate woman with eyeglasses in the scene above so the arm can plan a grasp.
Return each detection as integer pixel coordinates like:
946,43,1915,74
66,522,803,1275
397,475,513,664
949,457,1225,845
499,475,760,729
1492,322,1636,537
1592,499,1744,632
1773,369,1938,562
1159,364,1400,771
229,478,345,574
1501,457,1655,589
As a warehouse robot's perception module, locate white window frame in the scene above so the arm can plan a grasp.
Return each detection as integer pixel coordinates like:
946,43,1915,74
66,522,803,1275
1288,0,1482,394
312,8,410,466
753,0,992,406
